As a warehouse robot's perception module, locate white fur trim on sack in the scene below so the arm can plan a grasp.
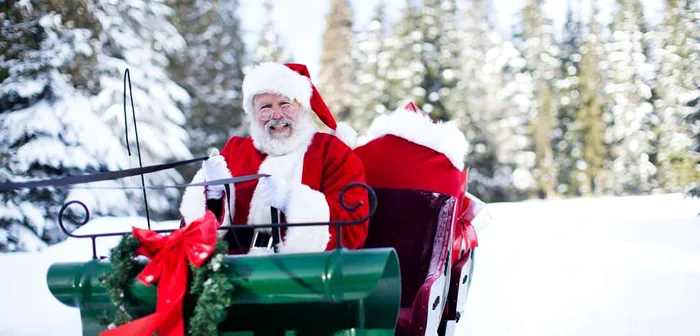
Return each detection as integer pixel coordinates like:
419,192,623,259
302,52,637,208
179,168,235,231
364,106,469,170
242,62,313,114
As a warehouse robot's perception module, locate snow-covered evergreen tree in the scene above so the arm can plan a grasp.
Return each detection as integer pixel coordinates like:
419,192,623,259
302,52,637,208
167,0,246,183
491,39,539,200
686,1,700,197
387,0,425,110
515,0,562,198
603,0,657,194
415,0,461,121
91,0,193,218
253,0,291,64
319,0,356,120
575,0,609,196
448,0,534,201
349,1,395,132
0,0,138,251
651,0,700,193
554,1,584,196
386,0,462,121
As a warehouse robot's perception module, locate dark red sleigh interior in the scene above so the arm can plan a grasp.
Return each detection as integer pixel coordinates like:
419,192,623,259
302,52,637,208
364,188,455,336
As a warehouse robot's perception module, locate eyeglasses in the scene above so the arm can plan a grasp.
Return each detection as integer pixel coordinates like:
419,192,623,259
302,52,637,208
256,103,296,120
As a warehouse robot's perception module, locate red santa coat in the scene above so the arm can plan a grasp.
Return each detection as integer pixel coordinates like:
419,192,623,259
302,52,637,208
179,132,369,254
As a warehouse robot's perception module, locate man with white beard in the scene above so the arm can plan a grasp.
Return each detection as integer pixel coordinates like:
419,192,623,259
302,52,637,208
178,62,368,254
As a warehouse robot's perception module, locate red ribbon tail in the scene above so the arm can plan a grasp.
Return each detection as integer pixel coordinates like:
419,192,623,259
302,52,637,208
99,313,163,336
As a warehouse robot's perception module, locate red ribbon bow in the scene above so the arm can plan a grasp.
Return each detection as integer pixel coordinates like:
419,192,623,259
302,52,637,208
101,211,219,336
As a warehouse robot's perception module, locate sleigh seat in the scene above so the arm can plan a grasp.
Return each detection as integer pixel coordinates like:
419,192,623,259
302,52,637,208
354,101,474,336
364,188,455,336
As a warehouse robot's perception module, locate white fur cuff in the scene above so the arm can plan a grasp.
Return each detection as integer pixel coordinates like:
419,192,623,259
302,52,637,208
179,168,235,229
276,184,331,253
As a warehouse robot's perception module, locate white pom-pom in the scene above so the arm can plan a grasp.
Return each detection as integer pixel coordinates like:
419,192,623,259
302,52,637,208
332,122,358,148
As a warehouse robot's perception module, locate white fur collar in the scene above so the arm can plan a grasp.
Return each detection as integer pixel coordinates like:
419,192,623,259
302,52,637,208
364,106,469,170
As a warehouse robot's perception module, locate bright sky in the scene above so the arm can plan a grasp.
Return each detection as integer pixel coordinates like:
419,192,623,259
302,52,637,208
238,0,666,81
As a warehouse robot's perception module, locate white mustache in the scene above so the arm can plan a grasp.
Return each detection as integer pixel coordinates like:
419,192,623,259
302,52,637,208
265,117,294,130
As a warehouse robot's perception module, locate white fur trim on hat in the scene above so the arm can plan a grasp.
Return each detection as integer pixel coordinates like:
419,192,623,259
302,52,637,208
364,105,469,170
331,122,358,148
242,62,313,114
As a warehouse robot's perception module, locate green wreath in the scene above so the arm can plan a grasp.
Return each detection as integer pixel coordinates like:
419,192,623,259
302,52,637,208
99,234,235,336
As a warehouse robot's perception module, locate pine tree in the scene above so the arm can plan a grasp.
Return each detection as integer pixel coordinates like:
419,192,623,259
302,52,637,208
319,0,355,121
451,0,495,198
167,0,247,182
449,0,534,201
576,0,609,195
92,0,193,217
517,0,561,198
387,0,462,122
492,39,539,200
554,1,584,196
386,0,424,110
0,0,135,251
349,1,395,132
651,0,700,193
678,0,700,197
603,0,657,194
415,0,461,121
254,0,291,64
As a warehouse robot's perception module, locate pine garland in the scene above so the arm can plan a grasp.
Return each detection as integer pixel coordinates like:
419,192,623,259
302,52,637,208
188,239,235,336
101,234,235,334
99,234,141,328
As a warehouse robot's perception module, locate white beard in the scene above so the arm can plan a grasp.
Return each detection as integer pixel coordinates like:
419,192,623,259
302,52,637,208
248,108,317,157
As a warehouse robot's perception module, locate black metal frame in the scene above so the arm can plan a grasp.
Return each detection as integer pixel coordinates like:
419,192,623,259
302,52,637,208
58,182,377,260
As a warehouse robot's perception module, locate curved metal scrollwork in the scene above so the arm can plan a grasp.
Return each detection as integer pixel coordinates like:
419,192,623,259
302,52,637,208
58,200,91,238
339,182,377,221
58,200,99,259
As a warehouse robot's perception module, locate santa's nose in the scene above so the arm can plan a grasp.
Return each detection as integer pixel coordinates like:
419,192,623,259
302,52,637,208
270,108,284,119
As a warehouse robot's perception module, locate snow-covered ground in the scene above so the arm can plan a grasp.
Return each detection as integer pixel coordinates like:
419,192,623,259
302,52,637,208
0,193,698,335
458,193,700,336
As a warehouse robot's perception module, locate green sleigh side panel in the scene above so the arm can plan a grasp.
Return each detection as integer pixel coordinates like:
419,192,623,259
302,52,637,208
47,248,401,335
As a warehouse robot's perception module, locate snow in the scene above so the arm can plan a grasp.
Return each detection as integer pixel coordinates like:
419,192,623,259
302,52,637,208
0,194,698,335
456,193,700,336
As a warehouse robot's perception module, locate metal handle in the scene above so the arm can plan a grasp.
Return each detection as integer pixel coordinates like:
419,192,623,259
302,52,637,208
271,207,281,253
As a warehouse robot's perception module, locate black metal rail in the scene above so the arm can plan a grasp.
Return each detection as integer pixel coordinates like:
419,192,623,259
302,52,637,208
58,182,377,259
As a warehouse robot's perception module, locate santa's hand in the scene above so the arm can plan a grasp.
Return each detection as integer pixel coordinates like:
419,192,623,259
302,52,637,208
258,175,291,213
202,148,230,199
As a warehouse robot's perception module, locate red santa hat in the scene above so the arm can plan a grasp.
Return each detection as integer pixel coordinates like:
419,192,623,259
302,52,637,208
242,62,357,147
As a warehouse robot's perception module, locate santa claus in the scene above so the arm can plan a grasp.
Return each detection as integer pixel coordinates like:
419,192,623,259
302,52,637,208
178,62,367,254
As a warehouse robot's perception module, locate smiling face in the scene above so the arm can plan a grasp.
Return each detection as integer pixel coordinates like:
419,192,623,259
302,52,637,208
247,92,317,156
252,93,302,140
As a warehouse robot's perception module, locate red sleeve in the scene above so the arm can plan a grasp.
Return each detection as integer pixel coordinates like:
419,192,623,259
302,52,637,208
322,138,370,250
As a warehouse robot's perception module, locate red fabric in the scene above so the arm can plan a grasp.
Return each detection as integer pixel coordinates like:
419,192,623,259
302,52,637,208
403,101,431,120
452,170,470,265
283,63,337,130
101,211,219,336
218,133,369,252
354,135,462,197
